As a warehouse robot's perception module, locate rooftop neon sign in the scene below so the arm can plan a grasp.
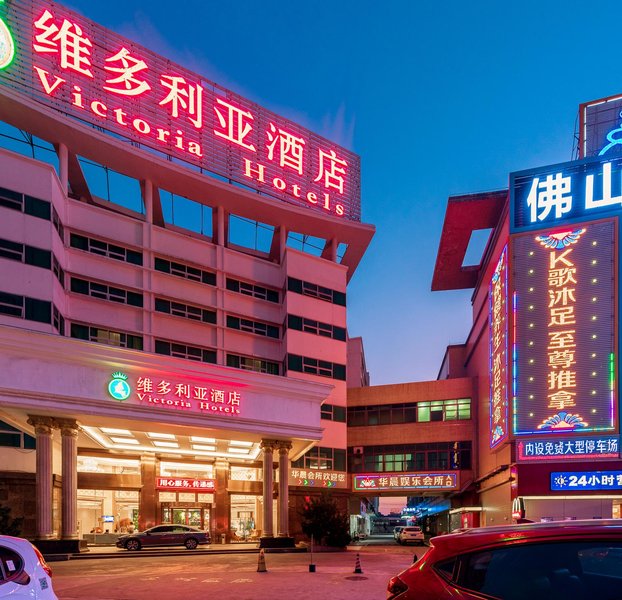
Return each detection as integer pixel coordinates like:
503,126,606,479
0,1,361,220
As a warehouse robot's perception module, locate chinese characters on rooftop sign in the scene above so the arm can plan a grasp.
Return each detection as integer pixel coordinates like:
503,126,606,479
107,371,242,418
517,436,619,461
551,470,622,491
580,94,622,159
156,477,215,491
489,247,509,449
512,156,622,232
352,472,458,492
0,1,360,220
512,221,616,436
289,469,348,489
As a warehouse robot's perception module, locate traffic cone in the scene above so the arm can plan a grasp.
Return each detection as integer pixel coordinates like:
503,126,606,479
257,548,267,573
354,552,363,574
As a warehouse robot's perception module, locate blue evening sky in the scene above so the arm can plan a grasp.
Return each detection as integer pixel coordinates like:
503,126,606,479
65,0,620,385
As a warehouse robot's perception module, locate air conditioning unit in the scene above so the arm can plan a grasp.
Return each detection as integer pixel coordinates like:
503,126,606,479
353,446,364,455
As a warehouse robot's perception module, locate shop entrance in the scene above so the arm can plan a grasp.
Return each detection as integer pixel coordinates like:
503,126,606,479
162,506,210,530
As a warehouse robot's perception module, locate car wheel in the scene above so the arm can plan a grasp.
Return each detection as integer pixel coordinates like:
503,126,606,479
126,539,141,551
185,538,198,550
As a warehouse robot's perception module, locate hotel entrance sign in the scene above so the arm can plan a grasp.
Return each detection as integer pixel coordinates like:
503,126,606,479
0,1,360,220
106,371,242,417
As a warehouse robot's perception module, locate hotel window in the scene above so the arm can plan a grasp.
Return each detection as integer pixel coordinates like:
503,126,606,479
0,420,36,450
155,298,216,324
52,255,64,285
287,354,346,381
226,315,279,338
287,277,346,306
287,315,346,341
0,186,51,221
321,403,347,423
0,292,51,324
70,277,143,307
226,278,279,303
53,305,65,335
0,239,52,269
226,354,280,375
154,257,216,286
52,206,64,240
155,339,216,364
292,447,346,471
70,233,143,266
71,323,143,350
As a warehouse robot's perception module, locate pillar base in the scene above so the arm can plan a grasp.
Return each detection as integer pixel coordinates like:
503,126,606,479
31,538,89,556
259,536,295,549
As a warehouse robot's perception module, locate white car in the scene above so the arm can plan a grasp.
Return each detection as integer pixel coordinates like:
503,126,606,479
0,535,58,599
398,526,426,545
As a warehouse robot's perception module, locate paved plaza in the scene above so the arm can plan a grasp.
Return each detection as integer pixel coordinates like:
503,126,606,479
51,543,427,600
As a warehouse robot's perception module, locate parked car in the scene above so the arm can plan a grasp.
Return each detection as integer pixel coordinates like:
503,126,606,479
116,524,210,550
387,519,622,599
0,535,57,599
398,526,425,545
393,526,405,541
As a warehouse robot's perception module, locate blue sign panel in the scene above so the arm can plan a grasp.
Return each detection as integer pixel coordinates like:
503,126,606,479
511,155,622,232
551,470,622,491
518,436,619,461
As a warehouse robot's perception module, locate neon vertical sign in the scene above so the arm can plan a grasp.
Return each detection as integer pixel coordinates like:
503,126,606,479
489,246,509,448
512,220,617,435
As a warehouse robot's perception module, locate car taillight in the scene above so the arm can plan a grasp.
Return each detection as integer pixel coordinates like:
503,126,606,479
33,545,53,577
387,575,408,599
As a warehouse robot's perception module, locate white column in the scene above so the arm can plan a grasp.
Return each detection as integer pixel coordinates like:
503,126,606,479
27,416,55,540
59,420,79,539
277,441,292,537
261,440,275,538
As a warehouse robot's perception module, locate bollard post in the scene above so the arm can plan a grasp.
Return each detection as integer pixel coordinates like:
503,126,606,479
309,533,316,573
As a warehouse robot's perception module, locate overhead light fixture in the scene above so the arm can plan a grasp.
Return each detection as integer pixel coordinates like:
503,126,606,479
229,440,254,447
192,444,216,451
146,432,177,440
152,441,180,449
110,437,140,445
228,447,250,454
190,436,216,443
101,428,133,436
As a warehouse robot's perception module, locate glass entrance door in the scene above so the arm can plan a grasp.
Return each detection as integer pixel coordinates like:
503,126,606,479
163,507,209,529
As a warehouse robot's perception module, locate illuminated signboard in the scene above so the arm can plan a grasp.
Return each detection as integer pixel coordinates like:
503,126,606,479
0,1,360,220
517,435,619,461
289,468,348,489
511,155,622,232
156,477,215,491
512,221,616,436
490,246,509,448
352,472,458,492
106,372,242,417
580,94,622,159
551,471,622,491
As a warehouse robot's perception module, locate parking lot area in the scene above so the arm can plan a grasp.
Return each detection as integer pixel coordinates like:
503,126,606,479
51,545,428,600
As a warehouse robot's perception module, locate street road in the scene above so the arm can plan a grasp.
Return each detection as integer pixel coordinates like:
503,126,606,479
51,544,429,600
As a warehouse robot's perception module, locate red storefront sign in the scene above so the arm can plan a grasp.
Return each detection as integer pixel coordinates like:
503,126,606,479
0,2,361,220
156,478,215,491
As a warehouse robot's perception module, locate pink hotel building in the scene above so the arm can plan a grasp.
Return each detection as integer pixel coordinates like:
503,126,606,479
0,1,374,550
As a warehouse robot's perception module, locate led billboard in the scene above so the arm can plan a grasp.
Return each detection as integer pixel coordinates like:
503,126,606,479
580,94,622,159
512,220,617,436
0,2,360,220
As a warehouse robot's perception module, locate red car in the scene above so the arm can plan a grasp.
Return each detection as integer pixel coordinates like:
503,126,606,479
387,519,622,600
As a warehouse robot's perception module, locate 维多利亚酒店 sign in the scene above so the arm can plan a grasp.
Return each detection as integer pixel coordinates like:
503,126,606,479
0,1,360,220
